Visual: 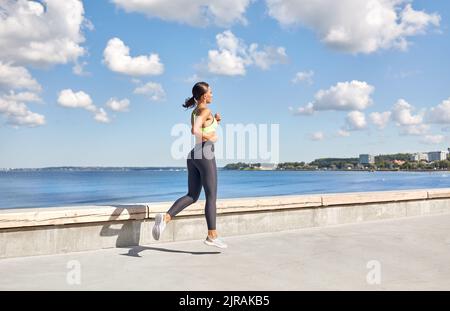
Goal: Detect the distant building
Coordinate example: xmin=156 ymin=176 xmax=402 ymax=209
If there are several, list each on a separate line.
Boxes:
xmin=359 ymin=154 xmax=375 ymax=165
xmin=410 ymin=152 xmax=429 ymax=162
xmin=393 ymin=160 xmax=406 ymax=166
xmin=427 ymin=151 xmax=448 ymax=162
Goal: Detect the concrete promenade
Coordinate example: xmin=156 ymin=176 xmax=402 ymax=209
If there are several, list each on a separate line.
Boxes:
xmin=1 ymin=213 xmax=449 ymax=290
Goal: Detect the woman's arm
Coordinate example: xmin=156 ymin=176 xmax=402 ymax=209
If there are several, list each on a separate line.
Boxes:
xmin=191 ymin=109 xmax=217 ymax=142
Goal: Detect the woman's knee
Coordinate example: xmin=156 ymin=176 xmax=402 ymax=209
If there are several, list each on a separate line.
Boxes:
xmin=204 ymin=185 xmax=217 ymax=201
xmin=188 ymin=191 xmax=201 ymax=203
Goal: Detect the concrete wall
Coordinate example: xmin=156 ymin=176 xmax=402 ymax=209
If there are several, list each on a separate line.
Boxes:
xmin=1 ymin=188 xmax=450 ymax=258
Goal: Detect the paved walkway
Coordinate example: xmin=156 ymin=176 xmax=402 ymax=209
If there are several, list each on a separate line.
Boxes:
xmin=1 ymin=213 xmax=450 ymax=290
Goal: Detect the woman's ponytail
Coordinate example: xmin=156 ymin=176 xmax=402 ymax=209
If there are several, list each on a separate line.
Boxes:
xmin=183 ymin=96 xmax=196 ymax=109
xmin=182 ymin=81 xmax=209 ymax=109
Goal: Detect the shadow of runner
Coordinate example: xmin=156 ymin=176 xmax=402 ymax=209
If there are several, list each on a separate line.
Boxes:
xmin=119 ymin=245 xmax=221 ymax=257
xmin=99 ymin=205 xmax=219 ymax=256
xmin=99 ymin=205 xmax=144 ymax=247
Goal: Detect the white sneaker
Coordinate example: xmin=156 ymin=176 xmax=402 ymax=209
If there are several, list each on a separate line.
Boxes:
xmin=204 ymin=236 xmax=228 ymax=249
xmin=152 ymin=213 xmax=166 ymax=240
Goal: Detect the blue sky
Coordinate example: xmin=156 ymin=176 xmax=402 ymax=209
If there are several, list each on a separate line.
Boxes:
xmin=0 ymin=0 xmax=449 ymax=168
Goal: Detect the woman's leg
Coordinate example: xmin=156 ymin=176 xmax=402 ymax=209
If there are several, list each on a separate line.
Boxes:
xmin=196 ymin=154 xmax=218 ymax=237
xmin=166 ymin=158 xmax=202 ymax=221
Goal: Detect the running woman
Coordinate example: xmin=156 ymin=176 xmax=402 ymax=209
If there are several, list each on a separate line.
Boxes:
xmin=152 ymin=82 xmax=227 ymax=248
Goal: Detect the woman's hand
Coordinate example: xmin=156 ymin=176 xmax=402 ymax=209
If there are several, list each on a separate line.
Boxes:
xmin=201 ymin=131 xmax=218 ymax=143
xmin=214 ymin=113 xmax=221 ymax=123
xmin=208 ymin=132 xmax=218 ymax=143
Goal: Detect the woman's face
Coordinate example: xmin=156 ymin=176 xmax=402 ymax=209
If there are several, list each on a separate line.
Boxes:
xmin=202 ymin=87 xmax=213 ymax=104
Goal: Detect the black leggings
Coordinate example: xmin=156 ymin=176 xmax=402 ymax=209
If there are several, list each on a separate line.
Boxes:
xmin=167 ymin=141 xmax=217 ymax=230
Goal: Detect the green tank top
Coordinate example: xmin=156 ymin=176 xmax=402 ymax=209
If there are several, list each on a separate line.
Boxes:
xmin=191 ymin=109 xmax=218 ymax=134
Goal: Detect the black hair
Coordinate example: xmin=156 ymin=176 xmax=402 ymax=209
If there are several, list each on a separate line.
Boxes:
xmin=183 ymin=81 xmax=209 ymax=109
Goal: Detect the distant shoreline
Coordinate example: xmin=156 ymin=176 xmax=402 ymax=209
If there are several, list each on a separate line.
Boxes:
xmin=1 ymin=167 xmax=450 ymax=173
xmin=226 ymin=168 xmax=450 ymax=172
xmin=0 ymin=167 xmax=187 ymax=172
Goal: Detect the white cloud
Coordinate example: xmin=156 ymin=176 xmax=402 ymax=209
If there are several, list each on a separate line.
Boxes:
xmin=266 ymin=0 xmax=440 ymax=54
xmin=401 ymin=3 xmax=440 ymax=35
xmin=337 ymin=129 xmax=350 ymax=137
xmin=0 ymin=95 xmax=45 ymax=127
xmin=3 ymin=91 xmax=41 ymax=103
xmin=370 ymin=111 xmax=391 ymax=129
xmin=387 ymin=68 xmax=421 ymax=80
xmin=288 ymin=103 xmax=314 ymax=116
xmin=131 ymin=78 xmax=142 ymax=85
xmin=0 ymin=62 xmax=41 ymax=91
xmin=207 ymin=30 xmax=287 ymax=76
xmin=345 ymin=111 xmax=367 ymax=131
xmin=389 ymin=99 xmax=428 ymax=136
xmin=72 ymin=61 xmax=89 ymax=76
xmin=134 ymin=82 xmax=166 ymax=101
xmin=103 ymin=38 xmax=164 ymax=76
xmin=185 ymin=73 xmax=204 ymax=83
xmin=0 ymin=0 xmax=89 ymax=66
xmin=57 ymin=89 xmax=113 ymax=123
xmin=292 ymin=80 xmax=374 ymax=114
xmin=248 ymin=44 xmax=288 ymax=70
xmin=57 ymin=89 xmax=96 ymax=111
xmin=426 ymin=98 xmax=450 ymax=124
xmin=94 ymin=108 xmax=110 ymax=123
xmin=420 ymin=135 xmax=445 ymax=145
xmin=292 ymin=70 xmax=314 ymax=85
xmin=0 ymin=62 xmax=43 ymax=128
xmin=208 ymin=49 xmax=247 ymax=76
xmin=310 ymin=131 xmax=325 ymax=141
xmin=106 ymin=98 xmax=130 ymax=112
xmin=399 ymin=124 xmax=429 ymax=136
xmin=391 ymin=99 xmax=423 ymax=126
xmin=112 ymin=0 xmax=253 ymax=27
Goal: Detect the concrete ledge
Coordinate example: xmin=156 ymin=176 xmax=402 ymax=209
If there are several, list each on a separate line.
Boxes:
xmin=0 ymin=204 xmax=147 ymax=229
xmin=1 ymin=188 xmax=450 ymax=258
xmin=147 ymin=194 xmax=323 ymax=217
xmin=321 ymin=189 xmax=428 ymax=206
xmin=427 ymin=188 xmax=450 ymax=199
